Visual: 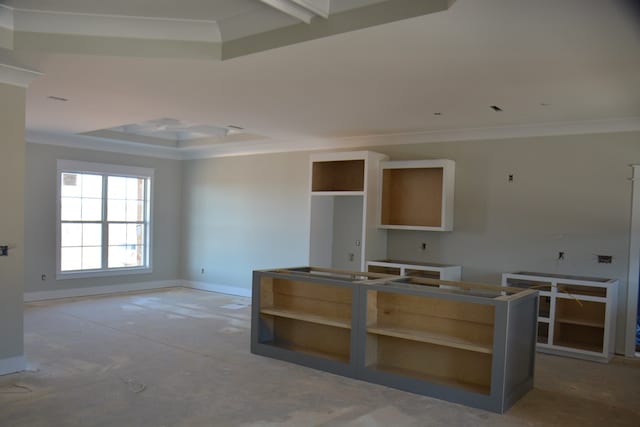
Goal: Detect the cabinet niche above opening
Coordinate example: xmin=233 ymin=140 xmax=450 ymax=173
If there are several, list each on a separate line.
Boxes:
xmin=312 ymin=159 xmax=365 ymax=192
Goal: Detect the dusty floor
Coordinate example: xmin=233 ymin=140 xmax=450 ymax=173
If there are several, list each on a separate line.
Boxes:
xmin=0 ymin=288 xmax=638 ymax=427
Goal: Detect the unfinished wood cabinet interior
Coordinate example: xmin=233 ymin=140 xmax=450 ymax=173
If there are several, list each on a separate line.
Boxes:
xmin=502 ymin=271 xmax=618 ymax=362
xmin=257 ymin=274 xmax=354 ymax=363
xmin=365 ymin=288 xmax=494 ymax=395
xmin=309 ymin=151 xmax=388 ymax=271
xmin=379 ymin=159 xmax=455 ymax=231
xmin=252 ymin=267 xmax=538 ymax=413
xmin=366 ymin=259 xmax=461 ymax=280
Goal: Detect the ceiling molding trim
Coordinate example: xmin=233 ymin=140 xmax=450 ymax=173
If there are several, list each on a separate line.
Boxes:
xmin=182 ymin=116 xmax=640 ymax=160
xmin=25 ymin=130 xmax=182 ymax=160
xmin=0 ymin=62 xmax=42 ymax=87
xmin=330 ymin=117 xmax=640 ymax=148
xmin=24 ymin=117 xmax=640 ymax=161
xmin=12 ymin=8 xmax=221 ymax=42
xmin=0 ymin=5 xmax=14 ymax=30
xmin=14 ymin=31 xmax=221 ymax=60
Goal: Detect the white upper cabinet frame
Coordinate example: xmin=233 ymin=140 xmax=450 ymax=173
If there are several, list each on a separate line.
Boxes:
xmin=378 ymin=159 xmax=455 ymax=231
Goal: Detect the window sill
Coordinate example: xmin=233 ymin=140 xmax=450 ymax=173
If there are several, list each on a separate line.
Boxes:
xmin=56 ymin=267 xmax=152 ymax=280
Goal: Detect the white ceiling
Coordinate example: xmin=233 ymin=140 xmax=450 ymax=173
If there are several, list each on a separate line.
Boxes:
xmin=4 ymin=0 xmax=640 ymax=158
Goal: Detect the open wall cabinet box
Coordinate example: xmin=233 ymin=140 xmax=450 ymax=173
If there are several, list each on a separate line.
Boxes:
xmin=379 ymin=159 xmax=455 ymax=231
xmin=502 ymin=272 xmax=618 ymax=363
xmin=251 ymin=267 xmax=538 ymax=413
xmin=309 ymin=151 xmax=388 ymax=272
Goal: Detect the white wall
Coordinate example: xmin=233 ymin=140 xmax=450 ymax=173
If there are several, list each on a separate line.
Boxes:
xmin=24 ymin=143 xmax=183 ymax=293
xmin=180 ymin=151 xmax=310 ymax=290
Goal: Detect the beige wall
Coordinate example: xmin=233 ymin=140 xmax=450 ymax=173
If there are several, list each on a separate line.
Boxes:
xmin=0 ymin=83 xmax=26 ymax=363
xmin=180 ymin=151 xmax=311 ymax=289
xmin=24 ymin=143 xmax=183 ymax=293
xmin=180 ymin=131 xmax=639 ymax=353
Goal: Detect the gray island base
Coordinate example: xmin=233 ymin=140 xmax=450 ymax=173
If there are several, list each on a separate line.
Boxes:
xmin=251 ymin=267 xmax=538 ymax=413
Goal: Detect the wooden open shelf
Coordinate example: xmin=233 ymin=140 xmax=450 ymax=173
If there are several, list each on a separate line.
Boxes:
xmin=312 ymin=159 xmax=365 ymax=192
xmin=553 ymin=322 xmax=604 ymax=353
xmin=365 ymin=289 xmax=495 ymax=394
xmin=367 ymin=334 xmax=492 ymax=395
xmin=381 ymin=167 xmax=443 ymax=228
xmin=261 ymin=307 xmax=351 ymax=329
xmin=262 ymin=316 xmax=351 ymax=363
xmin=258 ymin=276 xmax=352 ymax=362
xmin=367 ymin=325 xmax=493 ymax=354
xmin=378 ymin=159 xmax=455 ymax=231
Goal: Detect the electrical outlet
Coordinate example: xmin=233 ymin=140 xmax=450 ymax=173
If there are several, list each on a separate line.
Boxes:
xmin=421 ymin=243 xmax=427 ymax=251
xmin=558 ymin=251 xmax=565 ymax=261
xmin=200 ymin=268 xmax=205 ymax=274
xmin=41 ymin=274 xmax=47 ymax=281
xmin=348 ymin=253 xmax=355 ymax=262
xmin=508 ymin=174 xmax=514 ymax=183
xmin=0 ymin=245 xmax=7 ymax=256
xmin=597 ymin=255 xmax=612 ymax=264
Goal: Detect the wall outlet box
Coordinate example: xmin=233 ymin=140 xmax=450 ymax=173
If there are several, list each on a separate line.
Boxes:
xmin=0 ymin=245 xmax=8 ymax=256
xmin=597 ymin=255 xmax=612 ymax=264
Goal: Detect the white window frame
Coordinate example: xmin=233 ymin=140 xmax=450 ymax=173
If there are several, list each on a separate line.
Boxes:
xmin=56 ymin=160 xmax=154 ymax=279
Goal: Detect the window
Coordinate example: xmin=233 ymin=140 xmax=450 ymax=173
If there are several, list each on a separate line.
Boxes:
xmin=57 ymin=160 xmax=153 ymax=278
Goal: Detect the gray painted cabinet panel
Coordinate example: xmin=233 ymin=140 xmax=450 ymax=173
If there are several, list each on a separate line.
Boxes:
xmin=251 ymin=268 xmax=538 ymax=413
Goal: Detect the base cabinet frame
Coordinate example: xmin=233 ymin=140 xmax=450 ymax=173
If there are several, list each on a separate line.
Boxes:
xmin=252 ymin=267 xmax=538 ymax=413
xmin=502 ymin=271 xmax=618 ymax=363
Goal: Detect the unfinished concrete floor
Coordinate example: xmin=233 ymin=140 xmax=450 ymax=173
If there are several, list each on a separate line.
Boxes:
xmin=1 ymin=288 xmax=638 ymax=427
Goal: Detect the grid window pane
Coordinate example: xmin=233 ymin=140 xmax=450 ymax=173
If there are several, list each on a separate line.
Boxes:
xmin=82 ymin=247 xmax=102 ymax=269
xmin=61 ymin=173 xmax=81 ymax=197
xmin=61 ymin=223 xmax=82 ymax=247
xmin=81 ymin=198 xmax=102 ymax=221
xmin=83 ymin=224 xmax=102 ymax=246
xmin=108 ymin=176 xmax=127 ymax=200
xmin=61 ymin=197 xmax=82 ymax=221
xmin=81 ymin=174 xmax=103 ymax=198
xmin=108 ymin=199 xmax=126 ymax=221
xmin=128 ymin=223 xmax=144 ymax=245
xmin=61 ymin=247 xmax=82 ymax=271
xmin=108 ymin=224 xmax=127 ymax=246
xmin=108 ymin=245 xmax=144 ymax=268
xmin=126 ymin=200 xmax=145 ymax=222
xmin=127 ymin=178 xmax=145 ymax=200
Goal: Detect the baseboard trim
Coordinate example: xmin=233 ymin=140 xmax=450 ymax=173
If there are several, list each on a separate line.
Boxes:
xmin=0 ymin=355 xmax=26 ymax=376
xmin=185 ymin=281 xmax=252 ymax=298
xmin=24 ymin=280 xmax=180 ymax=302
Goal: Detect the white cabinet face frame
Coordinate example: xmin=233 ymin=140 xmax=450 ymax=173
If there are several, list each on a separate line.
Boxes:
xmin=377 ymin=159 xmax=455 ymax=231
xmin=502 ymin=272 xmax=618 ymax=363
xmin=308 ymin=151 xmax=388 ymax=271
xmin=366 ymin=260 xmax=462 ymax=281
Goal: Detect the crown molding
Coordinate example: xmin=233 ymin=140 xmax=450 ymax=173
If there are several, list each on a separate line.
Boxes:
xmin=328 ymin=116 xmax=640 ymax=149
xmin=11 ymin=8 xmax=221 ymax=42
xmin=0 ymin=62 xmax=42 ymax=87
xmin=25 ymin=130 xmax=182 ymax=160
xmin=24 ymin=116 xmax=640 ymax=161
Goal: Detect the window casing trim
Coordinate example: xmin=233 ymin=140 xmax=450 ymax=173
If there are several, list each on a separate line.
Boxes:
xmin=56 ymin=160 xmax=154 ymax=280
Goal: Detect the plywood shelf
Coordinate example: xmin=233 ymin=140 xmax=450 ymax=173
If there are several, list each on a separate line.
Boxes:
xmin=261 ymin=307 xmax=351 ymax=329
xmin=555 ymin=317 xmax=604 ymax=328
xmin=266 ymin=341 xmax=350 ymax=363
xmin=367 ymin=325 xmax=493 ymax=354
